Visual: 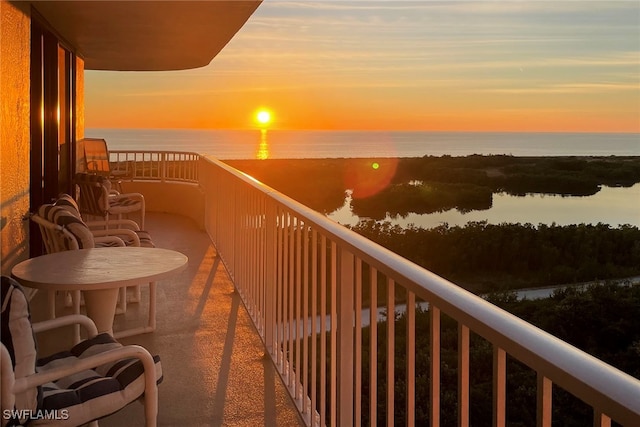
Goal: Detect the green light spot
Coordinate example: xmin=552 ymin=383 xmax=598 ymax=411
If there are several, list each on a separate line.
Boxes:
xmin=372 ymin=162 xmax=380 ymax=170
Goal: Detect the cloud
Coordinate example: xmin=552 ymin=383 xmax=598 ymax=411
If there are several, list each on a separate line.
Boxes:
xmin=478 ymin=82 xmax=640 ymax=95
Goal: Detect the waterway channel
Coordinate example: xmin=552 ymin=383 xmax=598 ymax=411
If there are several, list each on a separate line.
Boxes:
xmin=328 ymin=183 xmax=640 ymax=229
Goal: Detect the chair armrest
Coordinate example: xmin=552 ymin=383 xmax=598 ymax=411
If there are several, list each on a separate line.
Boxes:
xmin=86 ymin=219 xmax=141 ymax=231
xmin=13 ymin=345 xmax=158 ymax=407
xmin=32 ymin=314 xmax=99 ymax=338
xmin=92 ymin=229 xmax=140 ymax=246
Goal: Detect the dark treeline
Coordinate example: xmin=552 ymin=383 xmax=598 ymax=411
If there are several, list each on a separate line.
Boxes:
xmin=348 ymin=283 xmax=640 ymax=426
xmin=350 ymin=221 xmax=640 ymax=293
xmin=394 ymin=155 xmax=640 ymax=194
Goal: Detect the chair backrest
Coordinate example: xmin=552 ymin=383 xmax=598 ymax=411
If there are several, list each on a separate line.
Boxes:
xmin=54 ymin=193 xmax=82 ymax=218
xmin=31 ymin=212 xmax=79 ymax=253
xmin=1 ymin=276 xmax=41 ymax=424
xmin=34 ymin=204 xmax=96 ymax=252
xmin=82 ymin=138 xmax=112 ymax=176
xmin=74 ymin=173 xmax=113 ymax=219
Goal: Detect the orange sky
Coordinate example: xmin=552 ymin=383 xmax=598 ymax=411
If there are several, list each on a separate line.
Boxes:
xmin=86 ymin=1 xmax=640 ymax=133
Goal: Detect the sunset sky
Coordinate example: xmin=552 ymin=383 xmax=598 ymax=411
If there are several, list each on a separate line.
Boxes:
xmin=85 ymin=1 xmax=640 ymax=132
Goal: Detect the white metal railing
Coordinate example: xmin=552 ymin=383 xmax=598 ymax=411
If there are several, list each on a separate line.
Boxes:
xmin=196 ymin=156 xmax=640 ymax=427
xmin=110 ymin=150 xmax=199 ymax=183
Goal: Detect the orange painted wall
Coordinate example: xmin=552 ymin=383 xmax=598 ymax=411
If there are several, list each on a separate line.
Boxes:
xmin=1 ymin=0 xmax=31 ymax=274
xmin=0 ymin=1 xmax=87 ymax=273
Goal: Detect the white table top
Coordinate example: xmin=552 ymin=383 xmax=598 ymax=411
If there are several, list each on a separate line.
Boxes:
xmin=12 ymin=247 xmax=188 ymax=291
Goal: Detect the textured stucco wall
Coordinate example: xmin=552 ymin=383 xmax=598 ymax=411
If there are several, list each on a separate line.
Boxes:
xmin=1 ymin=1 xmax=31 ymax=274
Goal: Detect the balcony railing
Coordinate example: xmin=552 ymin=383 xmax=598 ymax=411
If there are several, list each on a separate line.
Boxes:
xmin=110 ymin=150 xmax=199 ymax=183
xmin=115 ymin=151 xmax=640 ymax=426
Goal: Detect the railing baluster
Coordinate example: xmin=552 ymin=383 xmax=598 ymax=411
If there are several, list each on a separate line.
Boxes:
xmin=264 ymin=201 xmax=276 ymax=356
xmin=493 ymin=346 xmax=507 ymax=427
xmin=370 ymin=266 xmax=378 ymax=427
xmin=283 ymin=212 xmax=290 ymax=385
xmin=295 ymin=218 xmax=302 ymax=405
xmin=288 ymin=214 xmax=295 ymax=389
xmin=407 ymin=291 xmax=416 ymax=427
xmin=337 ymin=246 xmax=354 ymax=426
xmin=258 ymin=195 xmax=265 ymax=333
xmin=320 ymin=235 xmax=327 ymax=427
xmin=276 ymin=210 xmax=284 ymax=369
xmin=537 ymin=373 xmax=552 ymax=427
xmin=330 ymin=241 xmax=337 ymax=427
xmin=458 ymin=324 xmax=470 ymax=427
xmin=160 ymin=152 xmax=166 ymax=182
xmin=431 ymin=305 xmax=441 ymax=427
xmin=311 ymin=229 xmax=318 ymax=426
xmin=594 ymin=411 xmax=612 ymax=427
xmin=355 ymin=259 xmax=363 ymax=427
xmin=302 ymin=224 xmax=310 ymax=420
xmin=387 ymin=278 xmax=395 ymax=427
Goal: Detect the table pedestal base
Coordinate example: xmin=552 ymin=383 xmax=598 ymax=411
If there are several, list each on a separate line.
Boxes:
xmin=84 ymin=288 xmax=120 ymax=336
xmin=114 ymin=282 xmax=157 ymax=339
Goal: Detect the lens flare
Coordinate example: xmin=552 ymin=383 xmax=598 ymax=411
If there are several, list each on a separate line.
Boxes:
xmin=344 ymin=158 xmax=398 ymax=199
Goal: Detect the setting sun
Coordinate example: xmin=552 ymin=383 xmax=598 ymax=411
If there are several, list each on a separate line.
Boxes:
xmin=256 ymin=109 xmax=272 ymax=126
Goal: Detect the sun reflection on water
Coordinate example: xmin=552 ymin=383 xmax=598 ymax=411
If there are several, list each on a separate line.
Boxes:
xmin=256 ymin=129 xmax=269 ymax=160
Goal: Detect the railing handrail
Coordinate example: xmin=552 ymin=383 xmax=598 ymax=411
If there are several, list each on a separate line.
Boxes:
xmin=204 ymin=156 xmax=640 ymax=424
xmin=111 ymin=149 xmax=200 ymax=156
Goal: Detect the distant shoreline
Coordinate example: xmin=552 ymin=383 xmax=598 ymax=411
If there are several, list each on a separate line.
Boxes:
xmin=222 ymin=154 xmax=640 ymax=161
xmin=93 ymin=128 xmax=640 ymax=158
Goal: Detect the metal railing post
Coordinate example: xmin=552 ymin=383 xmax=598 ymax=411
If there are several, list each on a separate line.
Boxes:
xmin=160 ymin=152 xmax=166 ymax=183
xmin=264 ymin=201 xmax=277 ymax=355
xmin=337 ymin=247 xmax=355 ymax=426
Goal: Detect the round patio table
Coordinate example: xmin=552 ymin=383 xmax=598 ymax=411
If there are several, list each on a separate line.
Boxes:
xmin=12 ymin=247 xmax=188 ymax=338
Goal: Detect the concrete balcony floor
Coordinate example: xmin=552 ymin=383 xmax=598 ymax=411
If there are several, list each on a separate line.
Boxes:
xmin=29 ymin=212 xmax=304 ymax=427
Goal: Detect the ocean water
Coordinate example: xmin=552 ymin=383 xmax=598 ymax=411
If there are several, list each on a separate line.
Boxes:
xmin=86 ymin=128 xmax=640 ymax=159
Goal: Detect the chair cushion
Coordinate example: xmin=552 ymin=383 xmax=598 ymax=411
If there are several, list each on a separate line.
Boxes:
xmin=39 ymin=205 xmax=95 ymax=250
xmin=54 ymin=194 xmax=82 ymax=218
xmin=133 ymin=230 xmax=155 ymax=248
xmin=107 ymin=195 xmax=144 ymax=215
xmin=35 ymin=333 xmax=162 ymax=426
xmin=1 ymin=277 xmax=41 ymax=425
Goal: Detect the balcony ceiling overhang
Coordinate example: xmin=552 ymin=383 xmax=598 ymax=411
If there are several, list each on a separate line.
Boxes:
xmin=28 ymin=1 xmax=262 ymax=71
